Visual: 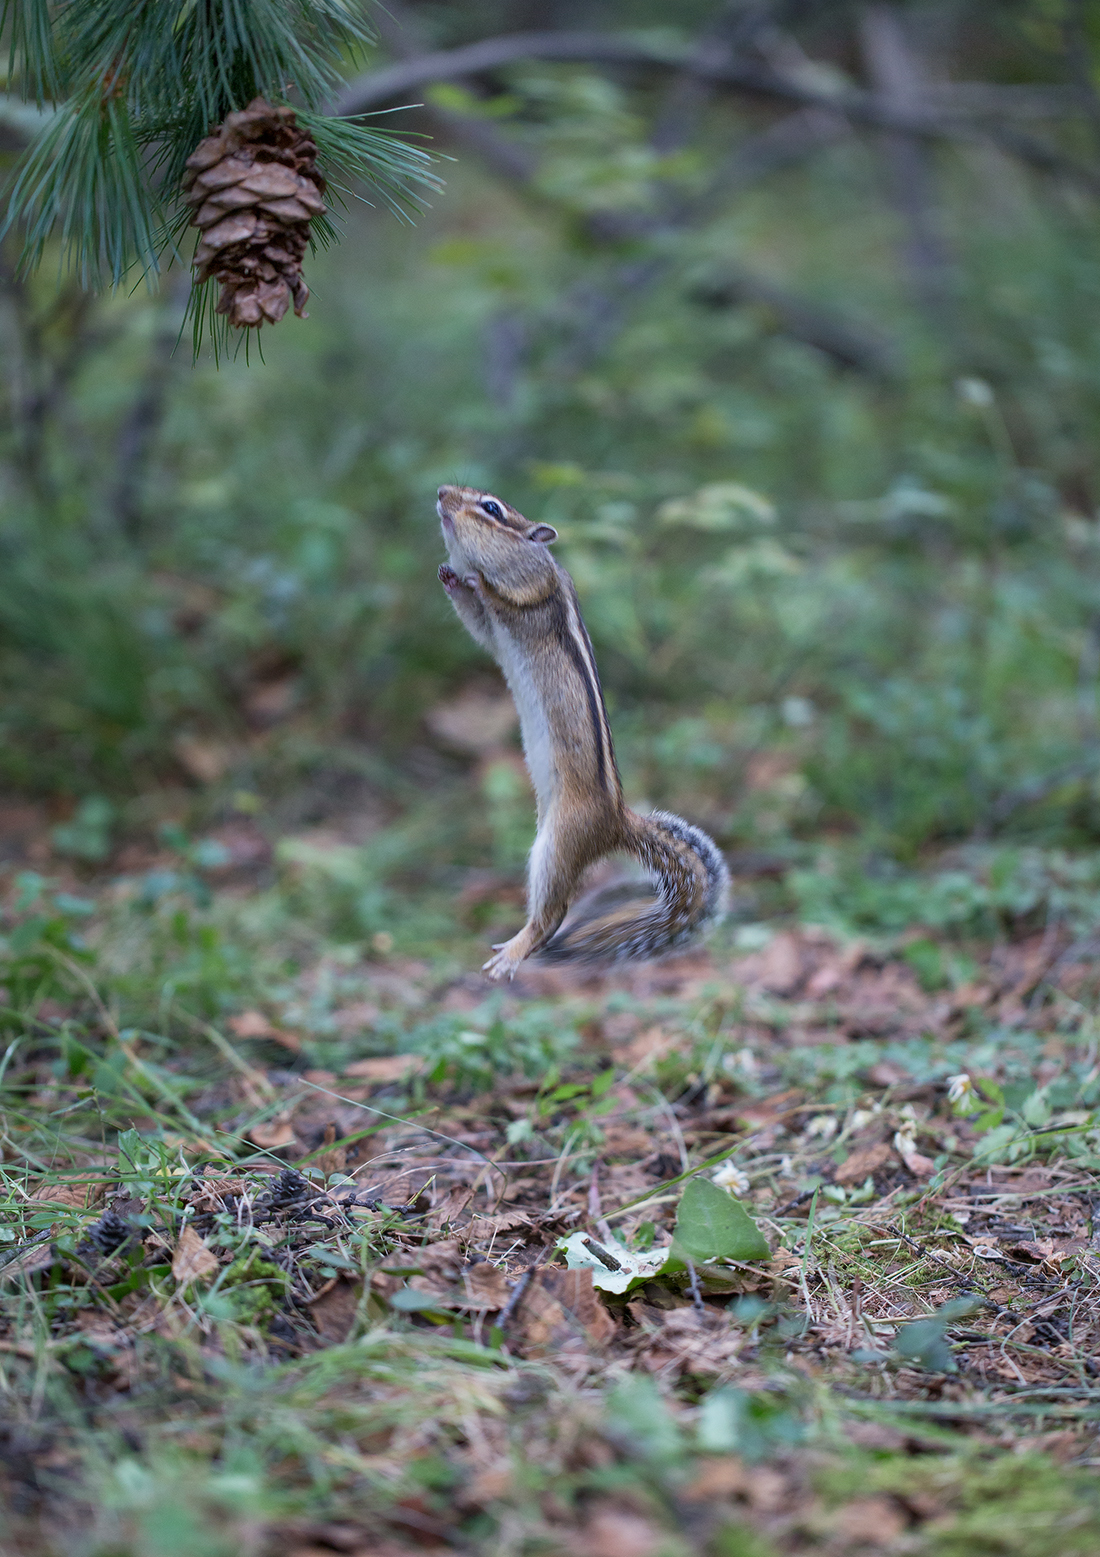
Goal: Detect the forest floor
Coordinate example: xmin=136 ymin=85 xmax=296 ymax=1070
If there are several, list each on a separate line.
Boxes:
xmin=2 ymin=805 xmax=1100 ymax=1556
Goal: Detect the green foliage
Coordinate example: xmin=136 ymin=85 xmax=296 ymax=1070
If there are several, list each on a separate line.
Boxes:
xmin=696 ymin=1385 xmax=805 ymax=1460
xmin=893 ymin=1297 xmax=984 ymax=1374
xmin=2 ymin=17 xmax=1100 ymax=853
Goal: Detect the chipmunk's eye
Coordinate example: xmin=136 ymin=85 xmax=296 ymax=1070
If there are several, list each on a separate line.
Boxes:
xmin=480 ymin=499 xmax=504 ymax=521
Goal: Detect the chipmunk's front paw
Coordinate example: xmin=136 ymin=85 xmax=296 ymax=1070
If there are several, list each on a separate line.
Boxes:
xmin=438 ymin=564 xmax=466 ymax=595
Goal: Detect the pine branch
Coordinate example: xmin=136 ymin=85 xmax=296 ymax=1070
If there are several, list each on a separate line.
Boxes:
xmin=0 ymin=0 xmax=440 ymax=310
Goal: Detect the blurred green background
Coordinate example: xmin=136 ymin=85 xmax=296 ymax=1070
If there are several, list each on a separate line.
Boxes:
xmin=4 ymin=0 xmax=1100 ymax=888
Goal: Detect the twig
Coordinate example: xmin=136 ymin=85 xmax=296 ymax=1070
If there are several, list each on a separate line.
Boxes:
xmin=333 ymin=29 xmax=1100 ymax=194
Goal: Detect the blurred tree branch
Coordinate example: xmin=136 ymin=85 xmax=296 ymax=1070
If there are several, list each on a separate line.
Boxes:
xmin=334 ymin=23 xmax=1100 ymax=195
xmin=860 ymin=6 xmax=957 ymax=335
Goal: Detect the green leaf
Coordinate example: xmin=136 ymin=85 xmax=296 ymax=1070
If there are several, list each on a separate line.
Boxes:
xmin=697 ymin=1386 xmax=804 ymax=1459
xmin=671 ymin=1176 xmax=770 ymax=1264
xmin=893 ymin=1296 xmax=981 ymax=1373
xmin=1021 ymin=1088 xmax=1052 ymax=1127
xmin=389 ymin=1287 xmax=456 ymax=1313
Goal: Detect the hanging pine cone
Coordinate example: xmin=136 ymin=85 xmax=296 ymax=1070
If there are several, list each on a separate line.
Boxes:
xmin=182 ymin=97 xmax=326 ymax=329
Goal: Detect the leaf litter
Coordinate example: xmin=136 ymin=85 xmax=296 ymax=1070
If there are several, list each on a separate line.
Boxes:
xmin=3 ymin=884 xmax=1100 ymax=1554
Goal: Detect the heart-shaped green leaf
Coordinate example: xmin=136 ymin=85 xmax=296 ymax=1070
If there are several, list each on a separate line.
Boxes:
xmin=671 ymin=1176 xmax=770 ymax=1263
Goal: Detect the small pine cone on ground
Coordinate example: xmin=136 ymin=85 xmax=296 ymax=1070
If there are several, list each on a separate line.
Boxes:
xmin=183 ymin=97 xmax=326 ymax=329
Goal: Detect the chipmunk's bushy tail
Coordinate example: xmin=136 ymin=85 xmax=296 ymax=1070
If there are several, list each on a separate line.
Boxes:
xmin=537 ymin=810 xmax=729 ymax=965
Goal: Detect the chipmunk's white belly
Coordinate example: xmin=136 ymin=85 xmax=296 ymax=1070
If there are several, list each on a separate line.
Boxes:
xmin=491 ymin=624 xmax=555 ymax=811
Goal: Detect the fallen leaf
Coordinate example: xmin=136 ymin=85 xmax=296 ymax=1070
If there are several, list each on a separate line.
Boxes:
xmin=1004 ymin=1239 xmax=1075 ymax=1265
xmin=460 ymin=1262 xmax=511 ymax=1309
xmin=172 ymin=1225 xmax=219 ymax=1284
xmin=615 ymin=1026 xmax=674 ymax=1069
xmin=0 ymin=1239 xmax=57 ymax=1285
xmin=733 ymin=1089 xmax=803 ymax=1129
xmin=27 ymin=1181 xmax=102 ymax=1208
xmin=309 ymin=1277 xmax=363 ymax=1343
xmin=755 ymin=932 xmax=803 ymax=994
xmin=343 ymin=1055 xmax=426 ymax=1083
xmin=247 ymin=1116 xmax=297 ymax=1149
xmin=683 ymin=1456 xmax=751 ymax=1500
xmin=309 ymin=1122 xmax=347 ymax=1179
xmin=513 ymin=1265 xmax=616 ymax=1356
xmin=831 ymin=1496 xmax=907 ymax=1543
xmin=844 ymin=1421 xmax=907 ymax=1451
xmin=580 ymin=1506 xmax=662 ymax=1557
xmin=461 ymin=1210 xmax=533 ymax=1241
xmin=458 ymin=1463 xmax=513 ymax=1508
xmin=227 ymin=1010 xmax=301 ymax=1052
xmin=174 ymin=735 xmax=234 ymax=784
xmin=559 ymin=1231 xmax=672 ymax=1294
xmin=894 ymin=1139 xmax=936 ymax=1177
xmin=187 ymin=1176 xmax=251 ymax=1213
xmin=834 ymin=1142 xmax=893 ymax=1185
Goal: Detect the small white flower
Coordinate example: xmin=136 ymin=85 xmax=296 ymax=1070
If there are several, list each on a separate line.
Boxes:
xmin=779 ymin=1155 xmax=793 ymax=1177
xmin=712 ymin=1160 xmax=751 ymax=1196
xmin=957 ymin=376 xmax=994 ymax=407
xmin=849 ymin=1108 xmax=878 ymax=1133
xmin=947 ymin=1073 xmax=973 ymax=1107
xmin=893 ymin=1121 xmax=917 ymax=1158
xmin=805 ymin=1115 xmax=838 ymax=1141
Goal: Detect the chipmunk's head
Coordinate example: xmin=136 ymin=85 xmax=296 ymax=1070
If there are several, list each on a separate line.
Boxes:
xmin=437 ymin=485 xmax=558 ymax=599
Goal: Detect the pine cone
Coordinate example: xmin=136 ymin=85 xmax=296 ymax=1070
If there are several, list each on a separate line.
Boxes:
xmin=183 ymin=97 xmax=326 ymax=329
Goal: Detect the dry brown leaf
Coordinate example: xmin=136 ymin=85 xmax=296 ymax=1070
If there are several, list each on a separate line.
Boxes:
xmin=247 ymin=1115 xmax=297 ymax=1150
xmin=309 ymin=1277 xmax=362 ymax=1344
xmin=834 ymin=1142 xmax=893 ymax=1185
xmin=309 ymin=1123 xmax=347 ymax=1179
xmin=458 ymin=1463 xmax=514 ymax=1509
xmin=579 ymin=1506 xmax=662 ymax=1557
xmin=734 ymin=1089 xmax=804 ymax=1128
xmin=462 ymin=1210 xmax=534 ymax=1241
xmin=513 ymin=1265 xmax=616 ymax=1357
xmin=228 ymin=1010 xmax=301 ymax=1052
xmin=172 ymin=1225 xmax=219 ymax=1284
xmin=342 ymin=1055 xmax=426 ymax=1083
xmin=755 ymin=932 xmax=803 ymax=994
xmin=174 ymin=735 xmax=234 ymax=784
xmin=830 ymin=1495 xmax=907 ymax=1544
xmin=427 ymin=1185 xmax=474 ymax=1230
xmin=615 ymin=1025 xmax=674 ymax=1069
xmin=461 ymin=1262 xmax=510 ymax=1310
xmin=0 ymin=1239 xmax=57 ymax=1284
xmin=27 ymin=1181 xmax=102 ymax=1208
xmin=683 ymin=1456 xmax=751 ymax=1500
xmin=894 ymin=1141 xmax=936 ymax=1178
xmin=187 ymin=1176 xmax=251 ymax=1213
xmin=601 ymin=1125 xmax=654 ymax=1157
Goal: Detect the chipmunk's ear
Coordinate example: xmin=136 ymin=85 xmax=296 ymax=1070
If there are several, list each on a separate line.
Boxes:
xmin=527 ymin=524 xmax=557 ymax=545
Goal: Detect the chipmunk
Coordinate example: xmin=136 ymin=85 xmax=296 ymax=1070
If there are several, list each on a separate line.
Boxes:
xmin=436 ymin=484 xmax=729 ymax=981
